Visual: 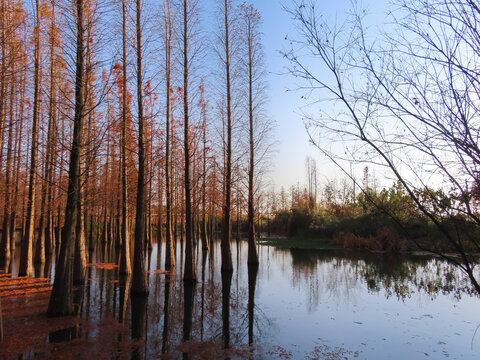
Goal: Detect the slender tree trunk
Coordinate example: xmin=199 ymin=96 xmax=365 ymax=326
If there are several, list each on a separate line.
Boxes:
xmin=119 ymin=0 xmax=131 ymax=275
xmin=164 ymin=1 xmax=175 ymax=268
xmin=131 ymin=0 xmax=148 ymax=295
xmin=200 ymin=94 xmax=209 ymax=251
xmin=19 ymin=0 xmax=41 ymax=277
xmin=1 ymin=63 xmax=14 ymax=261
xmin=47 ymin=0 xmax=85 ymax=316
xmin=182 ymin=0 xmax=196 ymax=282
xmin=221 ymin=0 xmax=233 ymax=272
xmin=45 ymin=14 xmax=57 ymax=255
xmin=0 ymin=0 xmax=7 ymax=169
xmin=247 ymin=17 xmax=258 ymax=264
xmin=34 ymin=161 xmax=47 ymax=265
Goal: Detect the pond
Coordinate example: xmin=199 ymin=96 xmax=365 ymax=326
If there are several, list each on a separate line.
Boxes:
xmin=4 ymin=238 xmax=480 ymax=359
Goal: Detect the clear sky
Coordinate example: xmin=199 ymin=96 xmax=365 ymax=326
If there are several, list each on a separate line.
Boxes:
xmin=243 ymin=0 xmax=349 ymax=190
xmin=244 ymin=0 xmax=385 ymax=191
xmin=199 ymin=0 xmax=386 ymax=191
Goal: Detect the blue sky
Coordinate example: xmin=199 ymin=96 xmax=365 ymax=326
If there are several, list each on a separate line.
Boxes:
xmin=241 ymin=0 xmax=386 ymax=191
xmin=245 ymin=1 xmax=356 ymax=190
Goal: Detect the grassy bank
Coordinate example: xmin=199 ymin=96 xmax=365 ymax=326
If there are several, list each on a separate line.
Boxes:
xmin=257 ymin=236 xmax=342 ymax=250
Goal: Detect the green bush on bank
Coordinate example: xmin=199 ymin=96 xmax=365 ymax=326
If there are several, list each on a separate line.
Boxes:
xmin=265 ymin=182 xmax=480 ymax=253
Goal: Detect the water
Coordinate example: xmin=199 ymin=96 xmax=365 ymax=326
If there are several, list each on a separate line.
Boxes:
xmin=6 ymin=238 xmax=480 ymax=359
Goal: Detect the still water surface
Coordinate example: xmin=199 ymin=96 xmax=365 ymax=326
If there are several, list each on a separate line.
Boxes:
xmin=10 ymin=238 xmax=480 ymax=359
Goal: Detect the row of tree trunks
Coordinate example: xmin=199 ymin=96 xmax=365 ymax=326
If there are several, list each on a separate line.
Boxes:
xmin=18 ymin=0 xmax=41 ymax=277
xmin=0 ymin=0 xmax=268 ymax=322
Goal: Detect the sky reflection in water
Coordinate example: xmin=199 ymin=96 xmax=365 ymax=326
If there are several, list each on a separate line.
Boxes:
xmin=9 ymin=238 xmax=480 ymax=359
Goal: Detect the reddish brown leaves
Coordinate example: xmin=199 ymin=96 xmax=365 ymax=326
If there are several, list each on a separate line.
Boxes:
xmin=86 ymin=263 xmax=118 ymax=270
xmin=0 ymin=275 xmax=51 ymax=297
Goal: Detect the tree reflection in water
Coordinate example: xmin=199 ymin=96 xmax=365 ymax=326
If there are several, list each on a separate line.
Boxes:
xmin=4 ymin=237 xmax=479 ymax=359
xmin=287 ymin=248 xmax=479 ymax=309
xmin=131 ymin=294 xmax=147 ymax=360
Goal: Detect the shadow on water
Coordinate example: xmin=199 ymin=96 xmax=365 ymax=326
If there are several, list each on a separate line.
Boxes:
xmin=247 ymin=264 xmax=258 ymax=348
xmin=49 ymin=325 xmax=80 ymax=343
xmin=182 ymin=280 xmax=195 ymax=360
xmin=131 ymin=294 xmax=147 ymax=360
xmin=221 ymin=271 xmax=233 ymax=351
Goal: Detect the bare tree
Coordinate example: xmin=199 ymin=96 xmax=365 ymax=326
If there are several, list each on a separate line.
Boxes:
xmin=220 ymin=0 xmax=234 ymax=273
xmin=284 ymin=0 xmax=480 ymax=293
xmin=162 ymin=0 xmax=175 ymax=270
xmin=242 ymin=3 xmax=263 ymax=265
xmin=119 ymin=0 xmax=131 ymax=276
xmin=181 ymin=0 xmax=197 ymax=282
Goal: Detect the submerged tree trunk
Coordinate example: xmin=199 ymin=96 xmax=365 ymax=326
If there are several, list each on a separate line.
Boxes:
xmin=131 ymin=0 xmax=148 ymax=295
xmin=247 ymin=13 xmax=258 ymax=265
xmin=47 ymin=0 xmax=85 ymax=317
xmin=163 ymin=0 xmax=175 ymax=269
xmin=119 ymin=0 xmax=131 ymax=275
xmin=182 ymin=0 xmax=196 ymax=282
xmin=200 ymin=85 xmax=209 ymax=251
xmin=221 ymin=0 xmax=233 ymax=272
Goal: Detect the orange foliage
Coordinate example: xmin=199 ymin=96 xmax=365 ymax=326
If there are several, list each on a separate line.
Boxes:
xmin=151 ymin=269 xmax=176 ymax=276
xmin=0 ymin=275 xmax=51 ymax=297
xmin=86 ymin=263 xmax=119 ymax=270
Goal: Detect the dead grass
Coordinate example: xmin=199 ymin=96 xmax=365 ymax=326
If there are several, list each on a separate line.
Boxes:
xmin=334 ymin=226 xmax=407 ymax=253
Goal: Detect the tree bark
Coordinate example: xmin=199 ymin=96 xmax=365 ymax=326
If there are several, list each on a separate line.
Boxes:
xmin=119 ymin=0 xmax=131 ymax=275
xmin=247 ymin=15 xmax=258 ymax=264
xmin=164 ymin=0 xmax=175 ymax=267
xmin=47 ymin=0 xmax=85 ymax=317
xmin=221 ymin=0 xmax=233 ymax=272
xmin=182 ymin=0 xmax=196 ymax=282
xmin=131 ymin=0 xmax=148 ymax=295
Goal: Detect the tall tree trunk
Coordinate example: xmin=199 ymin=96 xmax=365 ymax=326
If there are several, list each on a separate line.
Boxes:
xmin=131 ymin=0 xmax=148 ymax=295
xmin=45 ymin=11 xmax=57 ymax=255
xmin=1 ymin=62 xmax=14 ymax=261
xmin=0 ymin=0 xmax=7 ymax=170
xmin=34 ymin=161 xmax=47 ymax=265
xmin=19 ymin=0 xmax=41 ymax=277
xmin=47 ymin=0 xmax=85 ymax=316
xmin=221 ymin=0 xmax=233 ymax=272
xmin=119 ymin=0 xmax=131 ymax=275
xmin=182 ymin=0 xmax=196 ymax=282
xmin=247 ymin=16 xmax=258 ymax=264
xmin=200 ymin=89 xmax=209 ymax=251
xmin=164 ymin=0 xmax=175 ymax=268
